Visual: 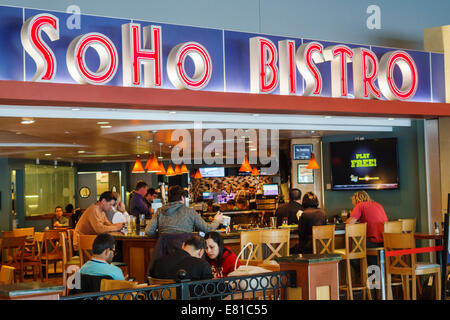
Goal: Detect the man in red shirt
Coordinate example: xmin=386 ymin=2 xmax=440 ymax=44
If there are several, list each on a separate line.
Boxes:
xmin=346 ymin=190 xmax=388 ymax=270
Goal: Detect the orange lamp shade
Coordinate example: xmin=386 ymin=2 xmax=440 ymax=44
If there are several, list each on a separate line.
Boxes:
xmin=157 ymin=161 xmax=166 ymax=175
xmin=166 ymin=163 xmax=175 ymax=176
xmin=194 ymin=169 xmax=203 ymax=179
xmin=147 ymin=156 xmax=161 ymax=173
xmin=251 ymin=166 xmax=260 ymax=176
xmin=132 ymin=157 xmax=145 ymax=173
xmin=174 ymin=164 xmax=182 ymax=175
xmin=306 ymin=152 xmax=320 ymax=169
xmin=239 ymin=156 xmax=252 ymax=172
xmin=180 ymin=163 xmax=189 ymax=174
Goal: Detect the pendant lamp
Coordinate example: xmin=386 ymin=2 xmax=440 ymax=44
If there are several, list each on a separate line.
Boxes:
xmin=180 ymin=163 xmax=189 ymax=174
xmin=132 ymin=157 xmax=145 ymax=173
xmin=144 ymin=154 xmax=153 ymax=171
xmin=166 ymin=163 xmax=175 ymax=176
xmin=251 ymin=166 xmax=260 ymax=176
xmin=194 ymin=169 xmax=203 ymax=178
xmin=147 ymin=154 xmax=161 ymax=173
xmin=306 ymin=152 xmax=320 ymax=169
xmin=157 ymin=161 xmax=166 ymax=175
xmin=174 ymin=164 xmax=182 ymax=175
xmin=239 ymin=155 xmax=253 ymax=172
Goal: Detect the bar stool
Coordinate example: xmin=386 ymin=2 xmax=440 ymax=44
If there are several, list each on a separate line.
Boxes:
xmin=239 ymin=230 xmax=262 ymax=261
xmin=334 ymin=223 xmax=372 ymax=300
xmin=312 ymin=225 xmax=335 ymax=254
xmin=398 ymin=218 xmax=416 ymax=233
xmin=261 ymin=229 xmax=290 ymax=262
xmin=384 ymin=232 xmax=441 ymax=300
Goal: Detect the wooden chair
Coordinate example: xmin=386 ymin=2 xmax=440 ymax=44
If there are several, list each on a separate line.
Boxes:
xmin=11 ymin=227 xmax=34 ymax=238
xmin=398 ymin=219 xmax=416 ymax=233
xmin=78 ymin=235 xmax=97 ymax=266
xmin=334 ymin=223 xmax=372 ymax=300
xmin=66 ymin=229 xmax=79 ymax=262
xmin=261 ymin=229 xmax=290 ymax=262
xmin=384 ymin=221 xmax=403 ymax=233
xmin=99 ymin=279 xmax=146 ymax=300
xmin=0 ymin=236 xmax=26 ymax=282
xmin=148 ymin=277 xmax=177 ymax=300
xmin=41 ymin=230 xmax=63 ymax=281
xmin=60 ymin=232 xmax=82 ymax=296
xmin=0 ymin=265 xmax=15 ymax=284
xmin=312 ymin=225 xmax=335 ymax=254
xmin=384 ymin=232 xmax=441 ymax=300
xmin=240 ymin=230 xmax=263 ymax=261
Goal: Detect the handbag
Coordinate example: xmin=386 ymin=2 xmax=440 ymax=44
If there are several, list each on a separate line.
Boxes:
xmin=227 ymin=242 xmax=272 ymax=291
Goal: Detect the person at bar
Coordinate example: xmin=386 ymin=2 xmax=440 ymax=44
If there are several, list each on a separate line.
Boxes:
xmin=53 ymin=206 xmax=69 ymax=228
xmin=145 ymin=188 xmax=159 ymax=215
xmin=79 ymin=233 xmax=125 ymax=280
xmin=297 ymin=192 xmax=327 ymax=254
xmin=145 ymin=185 xmax=224 ymax=237
xmin=275 ymin=188 xmax=302 ymax=227
xmin=149 ymin=234 xmax=213 ymax=281
xmin=235 ymin=182 xmax=251 ymax=203
xmin=108 ymin=192 xmax=129 ymax=224
xmin=130 ymin=180 xmax=151 ymax=219
xmin=73 ymin=191 xmax=124 ymax=251
xmin=205 ymin=231 xmax=241 ymax=278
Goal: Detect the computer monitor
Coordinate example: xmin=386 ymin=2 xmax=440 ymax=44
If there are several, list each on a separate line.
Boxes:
xmin=202 ymin=192 xmax=214 ymax=200
xmin=262 ymin=184 xmax=279 ymax=197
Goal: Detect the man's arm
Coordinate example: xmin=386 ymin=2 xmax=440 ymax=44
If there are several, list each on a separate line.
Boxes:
xmin=145 ymin=213 xmax=158 ymax=237
xmin=89 ymin=210 xmax=123 ymax=234
xmin=192 ymin=210 xmax=221 ymax=232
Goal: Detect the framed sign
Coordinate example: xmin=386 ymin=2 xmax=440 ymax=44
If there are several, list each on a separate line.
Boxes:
xmin=298 ymin=164 xmax=314 ymax=184
xmin=79 ymin=187 xmax=91 ymax=198
xmin=293 ymin=144 xmax=313 ymax=160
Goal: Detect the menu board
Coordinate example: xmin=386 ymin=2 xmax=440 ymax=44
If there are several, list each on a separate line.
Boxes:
xmin=293 ymin=144 xmax=312 ymax=160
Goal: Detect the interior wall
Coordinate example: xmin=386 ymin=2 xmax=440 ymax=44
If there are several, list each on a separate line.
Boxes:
xmin=439 ymin=117 xmax=450 ymax=217
xmin=322 ymin=120 xmax=428 ymax=232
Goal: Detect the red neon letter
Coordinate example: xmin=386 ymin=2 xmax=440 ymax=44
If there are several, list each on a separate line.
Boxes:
xmin=66 ymin=33 xmax=118 ymax=85
xmin=21 ymin=13 xmax=59 ymax=81
xmin=167 ymin=42 xmax=212 ymax=90
xmin=379 ymin=50 xmax=418 ymax=100
xmin=122 ymin=23 xmax=162 ymax=87
xmin=279 ymin=40 xmax=296 ymax=95
xmin=296 ymin=41 xmax=324 ymax=96
xmin=250 ymin=37 xmax=279 ymax=93
xmin=353 ymin=48 xmax=381 ymax=99
xmin=324 ymin=45 xmax=353 ymax=97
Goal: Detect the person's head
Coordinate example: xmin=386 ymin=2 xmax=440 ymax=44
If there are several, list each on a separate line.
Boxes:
xmin=204 ymin=232 xmax=225 ymax=265
xmin=65 ymin=204 xmax=74 ymax=214
xmin=98 ymin=191 xmax=117 ymax=213
xmin=182 ymin=235 xmax=206 ymax=259
xmin=55 ymin=206 xmax=63 ymax=218
xmin=243 ymin=182 xmax=250 ymax=190
xmin=168 ymin=185 xmax=187 ymax=203
xmin=92 ymin=233 xmax=116 ymax=263
xmin=145 ymin=188 xmax=158 ymax=201
xmin=206 ymin=199 xmax=214 ymax=210
xmin=135 ymin=180 xmax=149 ymax=196
xmin=302 ymin=192 xmax=319 ymax=209
xmin=289 ymin=188 xmax=302 ymax=203
xmin=236 ymin=198 xmax=247 ymax=210
xmin=352 ymin=191 xmax=371 ymax=206
xmin=226 ymin=199 xmax=236 ymax=210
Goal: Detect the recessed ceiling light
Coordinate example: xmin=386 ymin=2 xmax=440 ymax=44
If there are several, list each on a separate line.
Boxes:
xmin=64 ymin=131 xmax=70 ymax=134
xmin=157 ymin=156 xmax=163 ymax=159
xmin=97 ymin=121 xmax=110 ymax=125
xmin=16 ymin=132 xmax=22 ymax=135
xmin=21 ymin=119 xmax=34 ymax=125
xmin=169 ymin=111 xmax=176 ymax=114
xmin=325 ymin=116 xmax=332 ymax=119
xmin=71 ymin=108 xmax=81 ymax=111
xmin=148 ymin=139 xmax=153 ymax=143
xmin=44 ymin=153 xmax=51 ymax=156
xmin=77 ymin=150 xmax=86 ymax=154
xmin=388 ymin=118 xmax=395 ymax=121
xmin=144 ymin=151 xmax=149 ymax=154
xmin=152 ymin=130 xmax=158 ymax=133
xmin=253 ymin=114 xmax=260 ymax=117
xmin=100 ymin=125 xmax=112 ymax=128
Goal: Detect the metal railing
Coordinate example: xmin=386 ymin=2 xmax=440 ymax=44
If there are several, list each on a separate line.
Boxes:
xmin=61 ymin=271 xmax=296 ymax=301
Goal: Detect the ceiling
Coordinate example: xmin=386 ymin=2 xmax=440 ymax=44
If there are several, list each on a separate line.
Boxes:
xmin=0 ymin=105 xmax=411 ymax=163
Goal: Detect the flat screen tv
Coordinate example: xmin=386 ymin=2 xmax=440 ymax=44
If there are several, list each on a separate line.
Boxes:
xmin=330 ymin=138 xmax=399 ymax=190
xmin=263 ymin=184 xmax=279 ymax=196
xmin=202 ymin=192 xmax=214 ymax=200
xmin=199 ymin=167 xmax=225 ymax=177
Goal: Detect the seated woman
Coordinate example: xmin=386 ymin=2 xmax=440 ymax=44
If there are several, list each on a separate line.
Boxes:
xmin=297 ymin=192 xmax=327 ymax=254
xmin=109 ymin=192 xmax=130 ymax=224
xmin=205 ymin=232 xmax=241 ymax=278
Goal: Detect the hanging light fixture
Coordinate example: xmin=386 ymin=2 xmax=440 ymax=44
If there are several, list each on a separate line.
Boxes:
xmin=239 ymin=155 xmax=253 ymax=172
xmin=194 ymin=169 xmax=203 ymax=179
xmin=144 ymin=154 xmax=153 ymax=171
xmin=306 ymin=152 xmax=320 ymax=169
xmin=180 ymin=163 xmax=189 ymax=174
xmin=132 ymin=136 xmax=145 ymax=173
xmin=174 ymin=164 xmax=182 ymax=175
xmin=166 ymin=163 xmax=175 ymax=176
xmin=251 ymin=166 xmax=260 ymax=176
xmin=157 ymin=161 xmax=166 ymax=175
xmin=147 ymin=154 xmax=161 ymax=173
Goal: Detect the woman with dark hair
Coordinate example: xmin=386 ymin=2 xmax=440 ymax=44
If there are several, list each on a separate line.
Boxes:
xmin=205 ymin=232 xmax=241 ymax=278
xmin=297 ymin=192 xmax=327 ymax=254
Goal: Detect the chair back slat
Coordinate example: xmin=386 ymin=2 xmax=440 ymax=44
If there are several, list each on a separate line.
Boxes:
xmin=312 ymin=225 xmax=335 ymax=254
xmin=398 ymin=218 xmax=416 ymax=233
xmin=79 ymin=235 xmax=97 ymax=265
xmin=0 ymin=265 xmax=15 ymax=284
xmin=261 ymin=229 xmax=290 ymax=261
xmin=384 ymin=221 xmax=403 ymax=233
xmin=344 ymin=223 xmax=367 ymax=259
xmin=240 ymin=230 xmax=262 ymax=261
xmin=12 ymin=227 xmax=34 ymax=237
xmin=383 ymin=232 xmax=416 ymax=274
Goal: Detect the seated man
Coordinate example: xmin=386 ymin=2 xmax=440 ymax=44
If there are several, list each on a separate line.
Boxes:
xmin=79 ymin=233 xmax=125 ymax=281
xmin=149 ymin=235 xmax=213 ymax=281
xmin=53 ymin=206 xmax=69 ymax=228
